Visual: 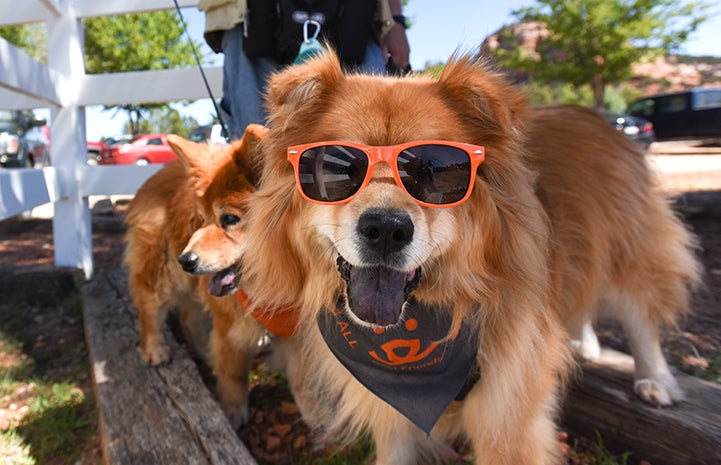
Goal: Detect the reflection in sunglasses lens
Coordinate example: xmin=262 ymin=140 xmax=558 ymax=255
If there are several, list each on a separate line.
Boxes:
xmin=397 ymin=145 xmax=471 ymax=204
xmin=298 ymin=146 xmax=368 ymax=202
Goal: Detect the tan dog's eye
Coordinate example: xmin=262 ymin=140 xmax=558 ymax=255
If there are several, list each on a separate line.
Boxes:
xmin=220 ymin=213 xmax=241 ymax=228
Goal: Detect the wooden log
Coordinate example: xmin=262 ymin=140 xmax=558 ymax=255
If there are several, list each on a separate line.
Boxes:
xmin=562 ymin=348 xmax=721 ymax=465
xmin=82 ymin=268 xmax=257 ymax=465
xmin=81 ymin=268 xmax=721 ymax=465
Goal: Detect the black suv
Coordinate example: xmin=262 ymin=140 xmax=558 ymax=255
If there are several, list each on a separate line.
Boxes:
xmin=627 ymin=88 xmax=721 ymax=142
xmin=0 ymin=110 xmax=47 ymax=168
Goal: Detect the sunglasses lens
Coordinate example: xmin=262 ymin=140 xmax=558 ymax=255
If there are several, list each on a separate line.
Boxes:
xmin=396 ymin=144 xmax=472 ymax=204
xmin=297 ymin=145 xmax=368 ymax=202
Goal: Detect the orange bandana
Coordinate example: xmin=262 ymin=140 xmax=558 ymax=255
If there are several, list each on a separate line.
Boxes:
xmin=236 ymin=290 xmax=299 ymax=338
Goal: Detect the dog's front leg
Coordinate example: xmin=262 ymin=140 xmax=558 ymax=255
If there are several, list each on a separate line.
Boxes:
xmin=461 ymin=370 xmax=562 ymax=465
xmin=371 ymin=412 xmax=425 ymax=465
xmin=209 ymin=309 xmax=265 ymax=429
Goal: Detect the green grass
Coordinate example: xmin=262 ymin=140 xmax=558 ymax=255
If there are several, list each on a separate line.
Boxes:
xmin=0 ymin=295 xmax=97 ymax=465
xmin=566 ymin=432 xmax=632 ymax=465
xmin=0 ymin=331 xmax=34 ymax=395
xmin=0 ymin=429 xmax=36 ymax=465
xmin=699 ymin=350 xmax=721 ymax=384
xmin=12 ymin=383 xmax=93 ymax=464
xmin=292 ymin=436 xmax=375 ymax=465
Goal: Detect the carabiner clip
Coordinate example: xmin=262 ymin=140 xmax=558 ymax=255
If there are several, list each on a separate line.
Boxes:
xmin=303 ymin=19 xmax=321 ymax=43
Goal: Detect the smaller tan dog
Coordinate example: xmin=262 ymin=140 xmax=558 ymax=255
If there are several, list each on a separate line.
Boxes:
xmin=124 ymin=125 xmax=267 ymax=427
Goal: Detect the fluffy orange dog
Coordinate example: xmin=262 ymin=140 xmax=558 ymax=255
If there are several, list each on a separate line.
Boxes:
xmin=241 ymin=51 xmax=700 ymax=464
xmin=124 ymin=126 xmax=266 ymax=427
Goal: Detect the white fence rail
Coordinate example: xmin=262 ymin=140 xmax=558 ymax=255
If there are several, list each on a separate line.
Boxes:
xmin=0 ymin=0 xmax=222 ymax=277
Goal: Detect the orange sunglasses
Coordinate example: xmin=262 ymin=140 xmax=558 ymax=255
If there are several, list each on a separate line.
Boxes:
xmin=287 ymin=140 xmax=485 ymax=208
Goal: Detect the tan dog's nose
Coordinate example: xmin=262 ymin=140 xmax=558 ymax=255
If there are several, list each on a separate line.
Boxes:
xmin=357 ymin=209 xmax=414 ymax=258
xmin=178 ymin=252 xmax=200 ymax=273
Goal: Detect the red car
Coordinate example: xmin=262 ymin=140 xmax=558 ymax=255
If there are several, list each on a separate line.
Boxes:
xmin=86 ymin=140 xmax=110 ymax=165
xmin=87 ymin=134 xmax=133 ymax=166
xmin=99 ymin=134 xmax=177 ymax=165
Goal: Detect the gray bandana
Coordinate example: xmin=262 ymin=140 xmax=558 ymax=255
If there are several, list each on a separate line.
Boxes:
xmin=317 ymin=296 xmax=481 ymax=435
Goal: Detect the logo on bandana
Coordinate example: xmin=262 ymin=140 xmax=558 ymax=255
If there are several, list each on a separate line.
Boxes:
xmin=367 ymin=319 xmax=440 ymax=367
xmin=317 ymin=297 xmax=481 ymax=435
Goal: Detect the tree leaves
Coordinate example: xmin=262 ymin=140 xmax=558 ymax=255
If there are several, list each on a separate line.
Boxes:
xmin=82 ymin=10 xmax=206 ymax=134
xmin=490 ymin=0 xmax=713 ymax=109
xmin=83 ymin=10 xmax=202 ymax=74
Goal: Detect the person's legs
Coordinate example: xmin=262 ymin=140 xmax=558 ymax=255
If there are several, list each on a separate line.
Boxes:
xmin=221 ymin=25 xmax=278 ymax=139
xmin=223 ymin=30 xmax=384 ymax=139
xmin=358 ymin=42 xmax=386 ymax=74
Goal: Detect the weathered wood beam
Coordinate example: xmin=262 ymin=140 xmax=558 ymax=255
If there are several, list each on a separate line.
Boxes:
xmin=82 ymin=269 xmax=258 ymax=465
xmin=562 ymin=348 xmax=721 ymax=465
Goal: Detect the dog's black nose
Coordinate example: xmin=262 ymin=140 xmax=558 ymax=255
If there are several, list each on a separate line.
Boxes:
xmin=178 ymin=252 xmax=199 ymax=273
xmin=357 ymin=209 xmax=414 ymax=256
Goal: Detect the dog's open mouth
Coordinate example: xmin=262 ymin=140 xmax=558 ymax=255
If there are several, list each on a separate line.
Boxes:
xmin=336 ymin=256 xmax=421 ymax=327
xmin=208 ymin=265 xmax=241 ymax=297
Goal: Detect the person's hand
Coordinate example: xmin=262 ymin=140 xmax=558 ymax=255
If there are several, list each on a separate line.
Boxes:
xmin=381 ymin=23 xmax=410 ymax=69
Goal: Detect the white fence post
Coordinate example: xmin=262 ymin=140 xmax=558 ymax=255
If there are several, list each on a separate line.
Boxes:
xmin=47 ymin=0 xmax=93 ymax=277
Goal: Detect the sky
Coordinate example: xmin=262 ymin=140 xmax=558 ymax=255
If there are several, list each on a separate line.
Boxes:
xmin=83 ymin=0 xmax=721 ymax=141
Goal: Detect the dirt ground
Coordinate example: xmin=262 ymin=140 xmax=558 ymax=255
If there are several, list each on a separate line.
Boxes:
xmin=0 ymin=157 xmax=720 ymax=464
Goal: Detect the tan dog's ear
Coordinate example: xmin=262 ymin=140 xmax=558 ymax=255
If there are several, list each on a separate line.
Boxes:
xmin=264 ymin=49 xmax=343 ymax=129
xmin=232 ymin=123 xmax=268 ymax=187
xmin=166 ymin=133 xmax=216 ymax=197
xmin=438 ymin=54 xmax=528 ymax=148
xmin=166 ymin=134 xmax=208 ymax=172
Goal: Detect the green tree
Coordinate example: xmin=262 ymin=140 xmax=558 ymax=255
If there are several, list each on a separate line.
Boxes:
xmin=0 ymin=23 xmax=46 ymax=62
xmin=491 ymin=0 xmax=712 ymax=109
xmin=84 ymin=10 xmax=205 ymax=134
xmin=420 ymin=61 xmax=445 ymax=78
xmin=131 ymin=106 xmax=199 ymax=138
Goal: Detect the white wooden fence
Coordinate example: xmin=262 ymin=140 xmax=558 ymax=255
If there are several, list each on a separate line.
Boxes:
xmin=0 ymin=0 xmax=222 ymax=277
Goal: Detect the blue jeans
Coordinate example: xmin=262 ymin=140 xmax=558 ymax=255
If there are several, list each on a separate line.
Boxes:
xmin=221 ymin=24 xmax=386 ymax=140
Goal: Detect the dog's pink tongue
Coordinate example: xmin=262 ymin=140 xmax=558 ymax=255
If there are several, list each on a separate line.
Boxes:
xmin=208 ymin=267 xmax=238 ymax=297
xmin=347 ymin=266 xmax=407 ymax=326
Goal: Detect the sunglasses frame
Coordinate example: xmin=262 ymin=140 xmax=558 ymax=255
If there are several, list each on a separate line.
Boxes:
xmin=287 ymin=140 xmax=485 ymax=208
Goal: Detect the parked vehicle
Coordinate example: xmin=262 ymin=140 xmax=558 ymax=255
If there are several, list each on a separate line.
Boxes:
xmin=98 ymin=134 xmax=177 ymax=165
xmin=0 ymin=110 xmax=47 ymax=168
xmin=627 ymin=88 xmax=721 ymax=142
xmin=103 ymin=134 xmax=134 ymax=147
xmin=87 ymin=140 xmax=109 ymax=165
xmin=189 ymin=124 xmax=228 ymax=145
xmin=25 ymin=125 xmax=51 ymax=167
xmin=601 ymin=111 xmax=655 ymax=149
xmin=87 ymin=135 xmax=133 ymax=165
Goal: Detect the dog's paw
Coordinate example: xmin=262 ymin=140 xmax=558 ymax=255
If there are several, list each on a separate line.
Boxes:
xmin=634 ymin=376 xmax=685 ymax=407
xmin=569 ymin=321 xmax=601 ymax=360
xmin=226 ymin=404 xmax=250 ymax=430
xmin=570 ymin=337 xmax=601 ymax=360
xmin=140 ymin=343 xmax=171 ymax=366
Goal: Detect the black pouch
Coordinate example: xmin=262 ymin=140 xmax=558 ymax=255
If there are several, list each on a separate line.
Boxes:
xmin=332 ymin=0 xmax=376 ymax=68
xmin=244 ymin=0 xmax=375 ymax=67
xmin=244 ymin=0 xmax=278 ymax=58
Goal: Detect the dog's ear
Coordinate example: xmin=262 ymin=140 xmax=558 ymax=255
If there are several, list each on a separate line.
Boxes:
xmin=167 ymin=134 xmax=206 ymax=171
xmin=437 ymin=54 xmax=528 ymax=148
xmin=264 ymin=49 xmax=343 ymax=130
xmin=232 ymin=123 xmax=268 ymax=187
xmin=166 ymin=134 xmax=215 ymax=197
